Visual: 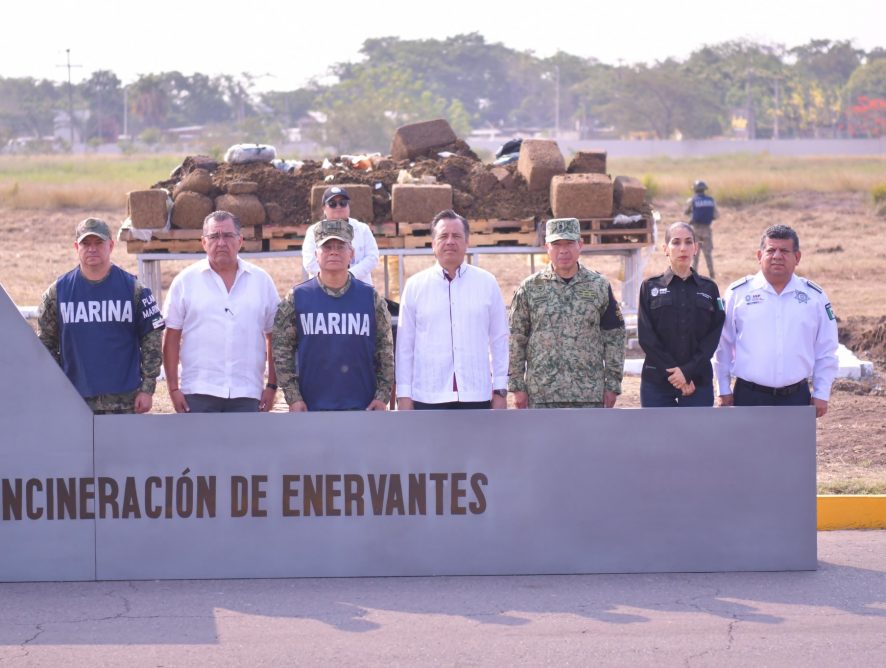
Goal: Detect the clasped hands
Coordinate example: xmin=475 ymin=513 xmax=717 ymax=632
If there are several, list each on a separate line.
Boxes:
xmin=666 ymin=367 xmax=696 ymax=396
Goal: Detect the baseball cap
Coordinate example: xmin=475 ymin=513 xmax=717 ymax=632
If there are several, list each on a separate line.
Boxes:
xmin=75 ymin=218 xmax=112 ymax=242
xmin=321 ymin=185 xmax=350 ymax=205
xmin=314 ymin=219 xmax=354 ymax=246
xmin=545 ymin=218 xmax=581 ymax=243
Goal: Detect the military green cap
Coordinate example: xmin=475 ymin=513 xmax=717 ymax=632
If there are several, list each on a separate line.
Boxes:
xmin=545 ymin=218 xmax=581 ymax=243
xmin=314 ymin=218 xmax=354 ymax=246
xmin=75 ymin=218 xmax=112 ymax=242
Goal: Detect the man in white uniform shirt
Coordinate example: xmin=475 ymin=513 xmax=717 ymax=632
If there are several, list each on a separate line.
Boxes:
xmin=163 ymin=211 xmax=280 ymax=413
xmin=396 ymin=209 xmax=509 ymax=410
xmin=301 ymin=186 xmax=379 ymax=286
xmin=714 ymin=224 xmax=838 ymax=418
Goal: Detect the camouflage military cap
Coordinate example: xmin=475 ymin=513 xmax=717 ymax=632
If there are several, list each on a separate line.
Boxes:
xmin=75 ymin=218 xmax=112 ymax=242
xmin=314 ymin=218 xmax=354 ymax=246
xmin=545 ymin=218 xmax=581 ymax=243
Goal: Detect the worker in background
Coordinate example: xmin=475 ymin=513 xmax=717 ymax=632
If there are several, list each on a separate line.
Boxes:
xmin=684 ymin=180 xmax=719 ymax=279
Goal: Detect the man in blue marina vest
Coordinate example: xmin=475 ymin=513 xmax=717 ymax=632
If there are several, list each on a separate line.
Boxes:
xmin=684 ymin=180 xmax=720 ymax=279
xmin=37 ymin=218 xmax=165 ymax=413
xmin=272 ymin=219 xmax=394 ymax=411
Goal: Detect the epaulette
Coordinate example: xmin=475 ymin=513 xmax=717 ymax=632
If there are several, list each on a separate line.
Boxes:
xmin=804 ymin=278 xmax=824 ymax=294
xmin=728 ymin=275 xmax=752 ymax=290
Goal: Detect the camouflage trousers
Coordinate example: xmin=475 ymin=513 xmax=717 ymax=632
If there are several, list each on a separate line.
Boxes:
xmin=529 ymin=401 xmax=603 ymax=409
xmin=86 ymin=390 xmax=139 ymax=414
xmin=691 ymin=223 xmax=715 ymax=278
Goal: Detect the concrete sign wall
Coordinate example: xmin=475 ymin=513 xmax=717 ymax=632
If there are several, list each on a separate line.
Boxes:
xmin=0 ymin=284 xmax=817 ymax=581
xmin=0 ymin=284 xmax=95 ymax=582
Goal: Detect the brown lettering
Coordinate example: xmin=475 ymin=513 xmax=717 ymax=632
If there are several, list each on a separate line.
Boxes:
xmin=450 ymin=473 xmax=467 ymax=515
xmin=176 ymin=476 xmax=194 ymax=518
xmin=384 ymin=474 xmax=405 ymax=516
xmin=122 ymin=477 xmax=141 ymax=518
xmin=282 ymin=475 xmax=300 ymax=517
xmin=164 ymin=476 xmax=174 ymax=519
xmin=196 ymin=476 xmax=216 ymax=518
xmin=25 ymin=479 xmax=42 ymax=520
xmin=408 ymin=474 xmax=426 ymax=515
xmin=469 ymin=473 xmax=488 ymax=514
xmin=2 ymin=479 xmax=22 ymax=520
xmin=250 ymin=475 xmax=267 ymax=518
xmin=230 ymin=476 xmax=248 ymax=517
xmin=344 ymin=474 xmax=364 ymax=516
xmin=368 ymin=474 xmax=387 ymax=515
xmin=429 ymin=473 xmax=448 ymax=515
xmin=98 ymin=477 xmax=119 ymax=519
xmin=145 ymin=477 xmax=162 ymax=519
xmin=78 ymin=478 xmax=95 ymax=520
xmin=57 ymin=478 xmax=77 ymax=520
xmin=303 ymin=475 xmax=323 ymax=516
xmin=325 ymin=474 xmax=342 ymax=517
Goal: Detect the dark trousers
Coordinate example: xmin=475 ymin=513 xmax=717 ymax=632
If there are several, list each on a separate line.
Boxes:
xmin=413 ymin=400 xmax=492 ymax=410
xmin=640 ymin=380 xmax=714 ymax=407
xmin=732 ymin=379 xmax=810 ymax=407
xmin=184 ymin=393 xmax=260 ymax=413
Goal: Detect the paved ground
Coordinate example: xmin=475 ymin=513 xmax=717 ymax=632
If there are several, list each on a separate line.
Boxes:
xmin=1 ymin=531 xmax=884 ymax=666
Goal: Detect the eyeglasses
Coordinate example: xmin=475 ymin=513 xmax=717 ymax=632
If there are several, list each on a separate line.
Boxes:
xmin=203 ymin=232 xmax=240 ymax=242
xmin=326 ymin=199 xmax=350 ymax=209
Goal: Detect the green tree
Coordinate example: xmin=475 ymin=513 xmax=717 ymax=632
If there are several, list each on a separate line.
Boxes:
xmin=80 ymin=70 xmax=122 ymax=142
xmin=846 ymin=59 xmax=886 ymax=102
xmin=0 ymin=77 xmax=62 ymax=140
xmin=130 ymin=74 xmax=170 ymax=130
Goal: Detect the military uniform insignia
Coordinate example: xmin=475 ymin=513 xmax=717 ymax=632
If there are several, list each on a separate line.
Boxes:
xmin=805 ymin=279 xmax=824 ymax=294
xmin=717 ymin=297 xmax=725 ymax=311
xmin=825 ymin=302 xmax=836 ymax=320
xmin=794 ymin=291 xmax=809 ymax=304
xmin=651 ymin=287 xmax=659 ymax=297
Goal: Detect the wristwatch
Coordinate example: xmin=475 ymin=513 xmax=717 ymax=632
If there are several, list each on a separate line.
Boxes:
xmin=493 ymin=389 xmax=507 ymax=398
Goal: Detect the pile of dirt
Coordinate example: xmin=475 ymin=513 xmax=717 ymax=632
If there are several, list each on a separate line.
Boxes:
xmin=154 ymin=148 xmax=555 ymax=225
xmin=839 ymin=315 xmax=886 ymax=364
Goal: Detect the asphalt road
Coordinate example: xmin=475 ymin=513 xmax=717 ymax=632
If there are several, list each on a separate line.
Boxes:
xmin=1 ymin=531 xmax=884 ymax=666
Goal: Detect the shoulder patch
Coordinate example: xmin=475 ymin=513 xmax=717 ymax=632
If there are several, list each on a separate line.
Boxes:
xmin=804 ymin=279 xmax=823 ymax=294
xmin=728 ymin=275 xmax=752 ymax=290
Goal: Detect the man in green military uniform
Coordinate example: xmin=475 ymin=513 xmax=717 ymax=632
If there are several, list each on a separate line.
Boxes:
xmin=508 ymin=218 xmax=625 ymax=408
xmin=272 ymin=219 xmax=394 ymax=411
xmin=37 ymin=217 xmax=165 ymax=414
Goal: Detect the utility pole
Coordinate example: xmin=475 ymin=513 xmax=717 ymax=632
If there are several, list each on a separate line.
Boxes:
xmin=56 ymin=49 xmax=82 ymax=148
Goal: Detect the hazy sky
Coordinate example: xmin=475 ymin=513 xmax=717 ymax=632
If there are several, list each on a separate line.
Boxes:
xmin=5 ymin=0 xmax=881 ymax=91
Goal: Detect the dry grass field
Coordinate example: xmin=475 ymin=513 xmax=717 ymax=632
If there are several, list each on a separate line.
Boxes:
xmin=1 ymin=154 xmax=884 ymax=493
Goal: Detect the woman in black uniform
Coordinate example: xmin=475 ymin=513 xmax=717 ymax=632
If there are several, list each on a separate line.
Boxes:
xmin=638 ymin=222 xmax=725 ymax=407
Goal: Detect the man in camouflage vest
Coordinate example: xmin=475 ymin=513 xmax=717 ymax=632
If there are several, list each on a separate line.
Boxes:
xmin=508 ymin=218 xmax=625 ymax=408
xmin=37 ymin=217 xmax=165 ymax=414
xmin=272 ymin=219 xmax=394 ymax=411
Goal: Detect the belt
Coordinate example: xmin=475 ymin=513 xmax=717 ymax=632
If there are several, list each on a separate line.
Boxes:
xmin=735 ymin=377 xmax=807 ymax=396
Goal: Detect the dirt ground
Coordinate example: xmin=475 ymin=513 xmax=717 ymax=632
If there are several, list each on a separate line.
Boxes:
xmin=1 ymin=191 xmax=884 ymax=492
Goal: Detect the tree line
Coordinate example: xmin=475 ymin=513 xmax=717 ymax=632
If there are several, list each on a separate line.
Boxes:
xmin=2 ymin=33 xmax=885 ymax=153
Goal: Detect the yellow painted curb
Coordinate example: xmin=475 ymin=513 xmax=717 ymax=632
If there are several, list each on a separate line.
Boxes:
xmin=818 ymin=495 xmax=886 ymax=530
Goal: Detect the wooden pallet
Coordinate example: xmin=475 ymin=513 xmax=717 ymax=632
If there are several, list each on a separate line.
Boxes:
xmin=397 ymin=222 xmax=432 ymax=236
xmin=126 ymin=238 xmax=263 ymax=253
xmin=119 ymin=225 xmax=261 ymax=242
xmin=403 ymin=230 xmax=539 ymax=249
xmin=399 ymin=218 xmax=537 ymax=237
xmin=262 ymin=224 xmax=311 ymax=239
xmin=471 ymin=218 xmax=536 ymax=234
